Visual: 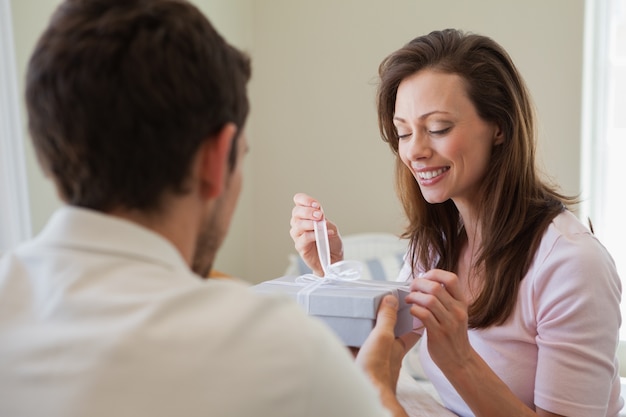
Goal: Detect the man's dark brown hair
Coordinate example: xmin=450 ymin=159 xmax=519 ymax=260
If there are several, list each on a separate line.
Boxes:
xmin=26 ymin=0 xmax=251 ymax=212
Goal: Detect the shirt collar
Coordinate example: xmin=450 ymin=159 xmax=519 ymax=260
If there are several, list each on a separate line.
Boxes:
xmin=35 ymin=205 xmax=192 ymax=275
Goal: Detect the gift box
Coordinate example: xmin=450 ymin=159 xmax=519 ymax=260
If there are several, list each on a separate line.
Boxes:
xmin=252 ymin=275 xmax=414 ymax=347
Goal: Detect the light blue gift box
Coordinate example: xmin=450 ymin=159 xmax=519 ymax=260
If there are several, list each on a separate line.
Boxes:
xmin=252 ymin=275 xmax=413 ymax=347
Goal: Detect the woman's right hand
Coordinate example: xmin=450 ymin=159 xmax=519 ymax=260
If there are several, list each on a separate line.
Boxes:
xmin=289 ymin=193 xmax=344 ymax=276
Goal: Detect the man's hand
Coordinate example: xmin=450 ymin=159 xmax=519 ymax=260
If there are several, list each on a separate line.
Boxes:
xmin=356 ymin=295 xmax=421 ymax=417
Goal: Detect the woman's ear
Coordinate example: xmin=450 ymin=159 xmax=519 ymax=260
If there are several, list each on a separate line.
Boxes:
xmin=197 ymin=123 xmax=237 ymax=200
xmin=494 ymin=124 xmax=504 ymax=145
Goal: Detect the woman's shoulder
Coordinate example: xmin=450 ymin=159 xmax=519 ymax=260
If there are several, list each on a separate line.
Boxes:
xmin=546 ymin=210 xmax=592 ymax=238
xmin=536 ymin=210 xmax=602 ymax=260
xmin=530 ymin=210 xmax=619 ymax=287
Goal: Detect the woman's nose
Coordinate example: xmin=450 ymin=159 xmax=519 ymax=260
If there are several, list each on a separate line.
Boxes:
xmin=402 ymin=133 xmax=431 ymax=160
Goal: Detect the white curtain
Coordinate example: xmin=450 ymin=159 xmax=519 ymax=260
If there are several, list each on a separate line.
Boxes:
xmin=582 ymin=0 xmax=626 ymax=338
xmin=0 ymin=0 xmax=32 ymax=252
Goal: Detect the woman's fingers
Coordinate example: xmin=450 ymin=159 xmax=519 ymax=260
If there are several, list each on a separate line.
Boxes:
xmin=405 ymin=288 xmax=448 ymax=328
xmin=289 ymin=193 xmax=333 ymax=276
xmin=293 ymin=192 xmax=316 ymax=205
xmin=289 ymin=193 xmax=325 ymax=244
xmin=410 ymin=269 xmax=463 ymax=301
xmin=293 ymin=192 xmax=321 ymax=210
xmin=405 ymin=269 xmax=468 ymax=329
xmin=289 ymin=193 xmax=345 ymax=275
xmin=290 ymin=204 xmax=323 ymax=226
xmin=404 ymin=269 xmax=472 ymax=371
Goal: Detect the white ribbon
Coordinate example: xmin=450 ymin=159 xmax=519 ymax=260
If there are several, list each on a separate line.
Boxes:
xmin=293 ymin=260 xmax=409 ymax=313
xmin=289 ymin=220 xmax=409 ymax=314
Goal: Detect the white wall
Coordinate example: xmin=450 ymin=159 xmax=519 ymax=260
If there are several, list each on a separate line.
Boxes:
xmin=10 ymin=0 xmax=585 ymax=283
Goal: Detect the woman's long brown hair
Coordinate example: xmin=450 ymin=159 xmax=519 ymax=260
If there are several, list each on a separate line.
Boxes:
xmin=377 ymin=29 xmax=576 ymax=328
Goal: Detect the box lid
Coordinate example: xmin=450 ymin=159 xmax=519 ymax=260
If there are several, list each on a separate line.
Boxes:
xmin=252 ymin=275 xmax=410 ymax=319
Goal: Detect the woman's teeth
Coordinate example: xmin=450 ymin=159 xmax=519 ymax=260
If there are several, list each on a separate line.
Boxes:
xmin=418 ymin=167 xmax=449 ymax=180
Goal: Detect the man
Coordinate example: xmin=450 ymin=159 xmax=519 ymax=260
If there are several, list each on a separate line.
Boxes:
xmin=0 ymin=1 xmax=415 ymax=416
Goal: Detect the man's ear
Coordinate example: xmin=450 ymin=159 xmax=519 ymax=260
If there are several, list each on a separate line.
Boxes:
xmin=197 ymin=122 xmax=237 ymax=200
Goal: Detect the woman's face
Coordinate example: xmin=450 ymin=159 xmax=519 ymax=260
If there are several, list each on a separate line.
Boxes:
xmin=394 ymin=69 xmax=501 ymax=213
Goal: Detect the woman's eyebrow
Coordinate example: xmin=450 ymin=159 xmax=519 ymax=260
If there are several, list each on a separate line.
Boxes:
xmin=393 ymin=110 xmax=451 ymax=124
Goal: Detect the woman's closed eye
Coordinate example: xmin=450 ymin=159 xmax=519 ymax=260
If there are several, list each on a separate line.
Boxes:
xmin=428 ymin=127 xmax=451 ymax=136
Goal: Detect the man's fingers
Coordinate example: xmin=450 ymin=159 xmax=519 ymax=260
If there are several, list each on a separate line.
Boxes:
xmin=375 ymin=295 xmax=399 ymax=334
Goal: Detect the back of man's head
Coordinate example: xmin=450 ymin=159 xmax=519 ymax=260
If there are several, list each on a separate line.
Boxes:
xmin=26 ymin=0 xmax=250 ymax=213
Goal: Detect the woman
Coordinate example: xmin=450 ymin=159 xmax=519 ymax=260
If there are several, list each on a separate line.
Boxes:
xmin=290 ymin=29 xmax=622 ymax=416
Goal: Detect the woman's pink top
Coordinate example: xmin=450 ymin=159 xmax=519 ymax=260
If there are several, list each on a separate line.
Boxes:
xmin=399 ymin=210 xmax=623 ymax=416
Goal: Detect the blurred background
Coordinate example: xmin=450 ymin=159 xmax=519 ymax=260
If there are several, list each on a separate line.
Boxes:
xmin=6 ymin=0 xmax=587 ymax=283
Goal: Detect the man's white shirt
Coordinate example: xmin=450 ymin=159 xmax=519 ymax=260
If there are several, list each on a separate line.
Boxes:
xmin=0 ymin=206 xmax=389 ymax=417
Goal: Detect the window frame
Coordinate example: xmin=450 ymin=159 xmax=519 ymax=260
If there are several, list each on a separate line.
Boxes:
xmin=0 ymin=0 xmax=32 ymax=252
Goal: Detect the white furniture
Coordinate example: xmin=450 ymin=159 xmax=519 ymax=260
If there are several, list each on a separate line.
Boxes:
xmin=285 ymin=232 xmax=408 ymax=281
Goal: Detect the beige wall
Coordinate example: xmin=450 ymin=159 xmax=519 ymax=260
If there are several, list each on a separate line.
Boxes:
xmin=10 ymin=0 xmax=585 ymax=283
xmin=245 ymin=0 xmax=584 ymax=282
xmin=10 ymin=0 xmax=62 ymax=236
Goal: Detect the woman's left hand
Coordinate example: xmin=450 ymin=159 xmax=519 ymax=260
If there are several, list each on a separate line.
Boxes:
xmin=407 ymin=270 xmax=561 ymax=416
xmin=404 ymin=269 xmax=472 ymax=373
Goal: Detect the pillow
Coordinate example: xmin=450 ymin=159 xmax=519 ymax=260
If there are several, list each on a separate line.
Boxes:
xmin=286 ymin=252 xmax=405 ymax=281
xmin=285 ymin=233 xmax=408 ymax=281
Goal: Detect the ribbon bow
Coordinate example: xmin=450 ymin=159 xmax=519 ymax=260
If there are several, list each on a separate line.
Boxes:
xmin=295 ymin=260 xmax=409 ymax=314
